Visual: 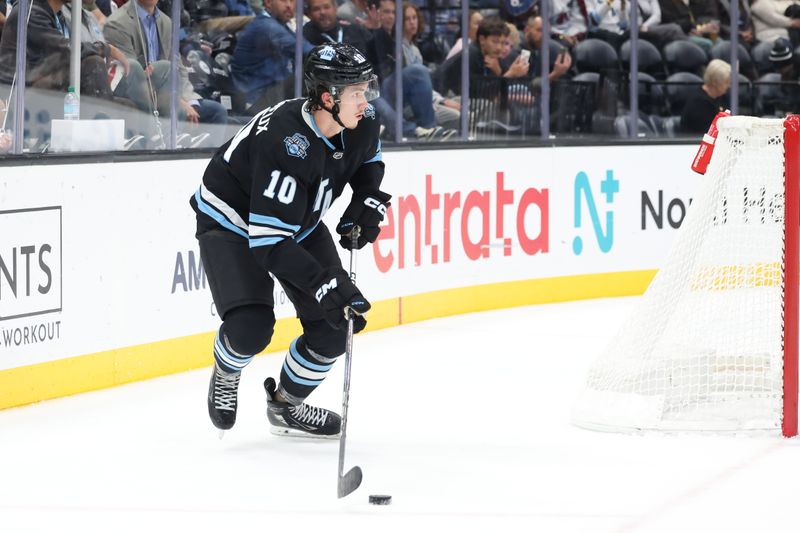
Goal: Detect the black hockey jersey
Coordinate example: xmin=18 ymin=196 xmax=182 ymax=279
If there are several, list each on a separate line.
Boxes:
xmin=190 ymin=98 xmax=385 ymax=294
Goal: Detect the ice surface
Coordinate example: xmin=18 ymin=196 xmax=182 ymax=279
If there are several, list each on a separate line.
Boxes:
xmin=0 ymin=297 xmax=797 ymax=533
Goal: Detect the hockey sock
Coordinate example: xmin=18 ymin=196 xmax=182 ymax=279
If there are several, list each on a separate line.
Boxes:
xmin=278 ymin=336 xmax=337 ymax=405
xmin=213 ymin=327 xmax=255 ymax=374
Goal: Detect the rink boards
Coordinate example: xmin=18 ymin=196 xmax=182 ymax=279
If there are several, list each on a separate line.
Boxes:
xmin=0 ymin=143 xmax=700 ymax=408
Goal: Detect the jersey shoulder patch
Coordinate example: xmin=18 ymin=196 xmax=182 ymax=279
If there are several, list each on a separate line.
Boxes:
xmin=284 ymin=132 xmax=311 ymax=159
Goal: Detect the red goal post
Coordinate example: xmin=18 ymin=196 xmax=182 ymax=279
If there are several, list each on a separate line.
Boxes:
xmin=783 ymin=115 xmax=798 ymax=437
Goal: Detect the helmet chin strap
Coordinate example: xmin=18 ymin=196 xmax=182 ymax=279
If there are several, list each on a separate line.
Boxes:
xmin=323 ymin=102 xmax=347 ymax=129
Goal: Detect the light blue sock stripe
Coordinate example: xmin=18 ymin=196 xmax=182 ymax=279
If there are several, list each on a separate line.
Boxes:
xmin=289 ymin=338 xmax=334 ymax=372
xmin=214 ymin=334 xmax=253 ymax=370
xmin=282 ymin=362 xmax=324 ymax=387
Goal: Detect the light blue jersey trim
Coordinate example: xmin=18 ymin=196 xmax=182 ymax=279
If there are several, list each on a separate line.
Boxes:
xmin=363 ymin=139 xmax=381 ymax=164
xmin=249 ymin=213 xmax=301 ymax=232
xmin=195 ymin=189 xmax=248 ymax=238
xmin=307 ymin=111 xmax=336 ymax=150
xmin=294 ymin=222 xmax=319 ymax=242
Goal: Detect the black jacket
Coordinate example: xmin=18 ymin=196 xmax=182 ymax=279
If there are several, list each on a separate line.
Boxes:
xmin=680 ymin=85 xmax=726 ymax=134
xmin=0 ymin=0 xmax=103 ymax=85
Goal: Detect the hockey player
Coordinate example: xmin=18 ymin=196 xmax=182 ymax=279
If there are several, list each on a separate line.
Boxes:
xmin=190 ymin=43 xmax=391 ymax=437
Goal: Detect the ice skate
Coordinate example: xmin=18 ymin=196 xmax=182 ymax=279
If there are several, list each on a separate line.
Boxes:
xmin=264 ymin=377 xmax=341 ymax=439
xmin=207 ymin=363 xmax=241 ymax=431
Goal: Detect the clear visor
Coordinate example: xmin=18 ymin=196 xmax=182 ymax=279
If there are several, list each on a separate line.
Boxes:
xmin=334 ymin=75 xmax=381 ymax=104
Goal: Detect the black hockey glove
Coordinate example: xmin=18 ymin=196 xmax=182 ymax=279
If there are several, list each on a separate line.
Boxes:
xmin=336 ymin=190 xmax=392 ymax=250
xmin=313 ymin=268 xmax=371 ymax=332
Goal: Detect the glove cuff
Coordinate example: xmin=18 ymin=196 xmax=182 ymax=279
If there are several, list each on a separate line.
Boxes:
xmin=354 ymin=189 xmax=392 ymax=204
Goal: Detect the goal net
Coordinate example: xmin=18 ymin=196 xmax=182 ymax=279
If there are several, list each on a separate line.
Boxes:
xmin=572 ymin=115 xmax=799 ymax=436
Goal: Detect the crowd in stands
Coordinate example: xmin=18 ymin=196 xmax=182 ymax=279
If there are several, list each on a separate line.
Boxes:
xmin=2 ymin=0 xmax=800 ymax=152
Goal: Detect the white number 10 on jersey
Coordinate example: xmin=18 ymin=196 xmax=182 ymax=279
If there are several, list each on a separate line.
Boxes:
xmin=264 ymin=170 xmax=297 ymax=204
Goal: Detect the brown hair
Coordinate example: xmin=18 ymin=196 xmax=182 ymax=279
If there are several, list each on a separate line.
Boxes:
xmin=403 ymin=2 xmax=425 ymax=42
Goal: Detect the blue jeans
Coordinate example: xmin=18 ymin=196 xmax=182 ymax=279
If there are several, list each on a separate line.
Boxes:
xmin=193 ymin=99 xmax=229 ymax=146
xmin=378 ymin=64 xmax=437 ymax=135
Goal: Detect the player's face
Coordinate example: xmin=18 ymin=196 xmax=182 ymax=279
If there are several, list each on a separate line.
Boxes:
xmin=337 ymin=83 xmax=371 ymax=128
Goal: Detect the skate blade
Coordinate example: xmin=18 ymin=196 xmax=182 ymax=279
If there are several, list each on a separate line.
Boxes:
xmin=269 ymin=426 xmax=340 ymax=440
xmin=218 ymin=429 xmax=226 ymax=440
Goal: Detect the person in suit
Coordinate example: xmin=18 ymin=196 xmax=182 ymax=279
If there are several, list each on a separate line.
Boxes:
xmin=103 ymin=0 xmax=228 ymax=144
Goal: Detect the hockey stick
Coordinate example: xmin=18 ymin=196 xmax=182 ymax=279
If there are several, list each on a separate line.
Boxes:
xmin=338 ymin=226 xmax=363 ymax=498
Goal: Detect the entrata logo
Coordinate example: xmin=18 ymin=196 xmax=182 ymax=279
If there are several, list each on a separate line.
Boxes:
xmin=0 ymin=207 xmax=62 ymax=321
xmin=373 ymin=172 xmax=548 ymax=271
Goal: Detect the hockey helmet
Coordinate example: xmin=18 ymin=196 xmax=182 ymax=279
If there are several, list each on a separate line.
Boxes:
xmin=304 ymin=43 xmax=380 ymax=104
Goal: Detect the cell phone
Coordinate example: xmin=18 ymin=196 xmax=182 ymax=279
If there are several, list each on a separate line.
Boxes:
xmin=519 ymin=49 xmax=531 ymax=62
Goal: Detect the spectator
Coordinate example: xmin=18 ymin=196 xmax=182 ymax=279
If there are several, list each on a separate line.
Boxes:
xmin=223 ymin=0 xmax=254 ymax=16
xmin=660 ymin=0 xmax=721 ymax=51
xmin=716 ymin=0 xmax=755 ymax=48
xmin=0 ymin=0 xmax=111 ymax=97
xmin=0 ymin=0 xmax=7 ymax=41
xmin=637 ymin=0 xmax=687 ymax=48
xmin=588 ymin=0 xmax=632 ymax=50
xmin=547 ymin=0 xmax=590 ymax=48
xmin=445 ymin=9 xmax=482 ymax=60
xmin=82 ymin=0 xmax=108 ymax=27
xmin=751 ymin=0 xmax=800 ymax=45
xmin=103 ymin=0 xmax=229 ymax=143
xmin=399 ymin=2 xmax=459 ymax=131
xmin=62 ymin=4 xmax=154 ymax=112
xmin=768 ymin=37 xmax=800 ymax=112
xmin=523 ymin=15 xmax=573 ymax=84
xmin=338 ymin=0 xmax=380 ymax=29
xmin=494 ymin=21 xmax=529 ymax=76
xmin=303 ymin=0 xmax=375 ymax=61
xmin=371 ymin=0 xmax=395 ymax=80
xmin=680 ymin=58 xmax=730 ymax=134
xmin=303 ymin=0 xmax=455 ymax=140
xmin=229 ymin=0 xmax=312 ymax=114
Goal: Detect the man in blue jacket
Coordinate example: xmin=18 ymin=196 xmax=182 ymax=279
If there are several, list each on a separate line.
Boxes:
xmin=230 ymin=0 xmax=312 ymax=114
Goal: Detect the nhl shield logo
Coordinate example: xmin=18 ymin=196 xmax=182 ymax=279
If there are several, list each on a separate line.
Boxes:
xmin=284 ymin=133 xmax=310 ymax=159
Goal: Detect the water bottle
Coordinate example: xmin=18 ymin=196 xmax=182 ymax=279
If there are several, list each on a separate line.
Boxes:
xmin=63 ymin=86 xmax=80 ymax=120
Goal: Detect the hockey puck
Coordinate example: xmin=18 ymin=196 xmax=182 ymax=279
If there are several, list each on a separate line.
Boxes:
xmin=369 ymin=494 xmax=392 ymax=505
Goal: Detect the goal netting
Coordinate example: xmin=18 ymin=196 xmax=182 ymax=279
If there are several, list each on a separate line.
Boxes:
xmin=572 ymin=115 xmax=799 ymax=436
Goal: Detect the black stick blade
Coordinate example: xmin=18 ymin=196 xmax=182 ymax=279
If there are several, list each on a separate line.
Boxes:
xmin=337 ymin=466 xmax=363 ymax=498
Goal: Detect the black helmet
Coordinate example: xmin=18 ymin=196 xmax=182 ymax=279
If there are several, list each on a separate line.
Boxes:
xmin=304 ymin=43 xmax=378 ymax=104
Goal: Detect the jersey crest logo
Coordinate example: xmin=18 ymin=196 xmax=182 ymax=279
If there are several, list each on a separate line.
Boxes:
xmin=319 ymin=46 xmax=336 ymax=61
xmin=284 ymin=133 xmax=310 ymax=159
xmin=364 ymin=104 xmax=375 ymax=120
